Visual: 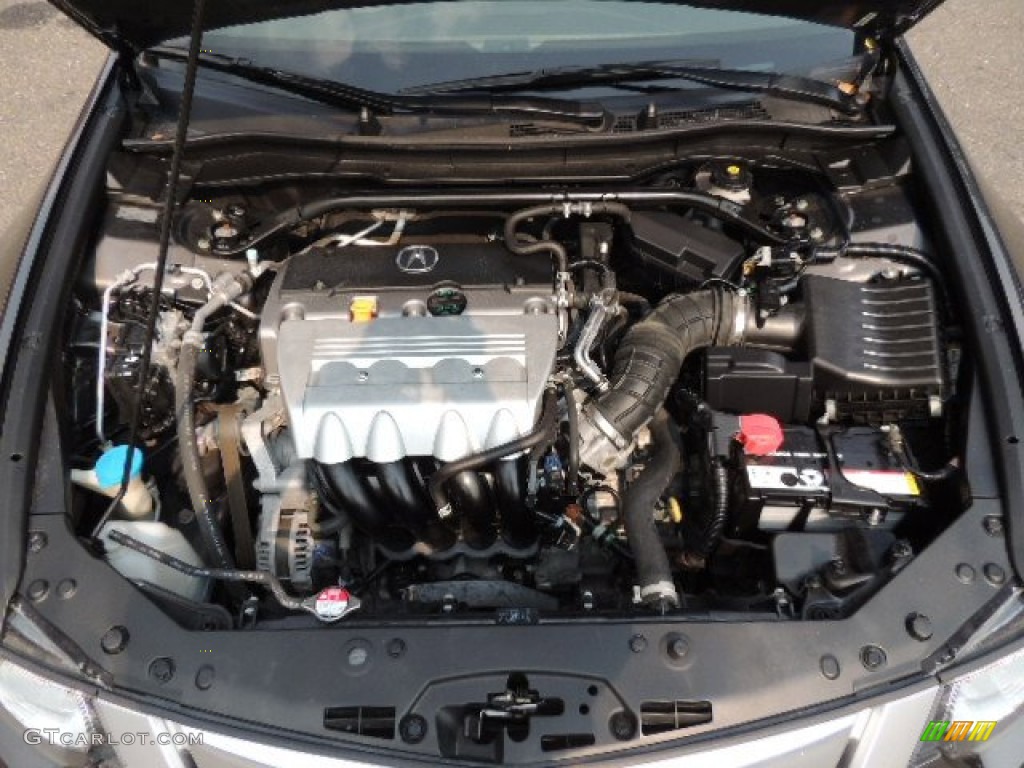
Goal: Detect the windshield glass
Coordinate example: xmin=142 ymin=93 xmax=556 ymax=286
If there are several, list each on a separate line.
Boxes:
xmin=177 ymin=1 xmax=854 ymax=93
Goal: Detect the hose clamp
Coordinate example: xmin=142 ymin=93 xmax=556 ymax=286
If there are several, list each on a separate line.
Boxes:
xmin=639 ymin=581 xmax=680 ymax=606
xmin=588 ymin=407 xmax=629 ymax=451
xmin=729 ymin=288 xmax=750 ymax=346
xmin=182 ymin=329 xmax=206 ymax=348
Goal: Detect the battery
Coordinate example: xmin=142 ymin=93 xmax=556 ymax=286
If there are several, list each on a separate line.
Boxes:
xmin=713 ymin=418 xmax=925 ymax=533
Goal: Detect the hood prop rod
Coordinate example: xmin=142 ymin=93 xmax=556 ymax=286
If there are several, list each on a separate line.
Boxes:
xmin=93 ymin=0 xmax=208 ymax=536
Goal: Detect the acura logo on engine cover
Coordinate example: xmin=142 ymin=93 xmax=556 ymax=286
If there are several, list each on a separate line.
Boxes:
xmin=396 ymin=245 xmax=440 ymax=274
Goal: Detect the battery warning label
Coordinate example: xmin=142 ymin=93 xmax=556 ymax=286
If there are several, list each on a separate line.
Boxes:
xmin=747 ymin=465 xmax=920 ymax=497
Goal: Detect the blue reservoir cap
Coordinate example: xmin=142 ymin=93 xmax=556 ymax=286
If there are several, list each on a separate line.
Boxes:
xmin=95 ymin=445 xmax=144 ymax=489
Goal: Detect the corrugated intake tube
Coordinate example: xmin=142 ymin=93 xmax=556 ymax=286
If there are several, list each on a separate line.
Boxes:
xmin=584 ymin=289 xmax=741 ymax=449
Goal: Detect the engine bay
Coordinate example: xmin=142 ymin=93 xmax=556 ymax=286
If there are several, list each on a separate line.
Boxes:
xmin=64 ymin=151 xmax=966 ymax=628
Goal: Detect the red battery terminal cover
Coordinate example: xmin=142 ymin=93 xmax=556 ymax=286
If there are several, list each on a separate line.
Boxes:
xmin=737 ymin=414 xmax=785 ymax=456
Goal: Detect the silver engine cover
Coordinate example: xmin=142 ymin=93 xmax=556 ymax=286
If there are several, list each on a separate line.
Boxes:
xmin=260 ymin=243 xmax=559 ymax=462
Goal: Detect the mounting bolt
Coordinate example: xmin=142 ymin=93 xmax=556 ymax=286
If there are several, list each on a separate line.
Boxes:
xmin=667 ymin=636 xmax=690 ymax=661
xmin=955 ymin=563 xmax=976 ymax=584
xmin=148 ymin=657 xmax=175 ymax=684
xmin=609 ymin=711 xmax=638 ymax=741
xmin=906 ymin=613 xmax=934 ymax=642
xmin=56 ymin=579 xmax=77 ymax=599
xmin=983 ymin=563 xmax=1007 ymax=586
xmin=891 ymin=540 xmax=913 ymax=560
xmin=860 ymin=645 xmax=887 ymax=671
xmin=100 ymin=626 xmax=129 ymax=655
xmin=983 ymin=515 xmax=1005 ymax=537
xmin=26 ymin=579 xmax=48 ymax=602
xmin=629 ymin=634 xmax=648 ymax=653
xmin=27 ymin=531 xmax=47 ymax=553
xmin=399 ymin=714 xmax=428 ymax=744
xmin=386 ymin=638 xmax=407 ymax=659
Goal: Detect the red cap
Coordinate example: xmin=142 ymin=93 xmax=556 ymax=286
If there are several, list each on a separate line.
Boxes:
xmin=737 ymin=414 xmax=784 ymax=456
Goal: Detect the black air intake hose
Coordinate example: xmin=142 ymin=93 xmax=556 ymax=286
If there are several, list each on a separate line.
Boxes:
xmin=585 ymin=290 xmax=741 ymax=449
xmin=622 ymin=410 xmax=681 ymax=609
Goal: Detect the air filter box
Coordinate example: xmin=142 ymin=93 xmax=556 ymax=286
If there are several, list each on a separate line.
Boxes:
xmin=803 ymin=275 xmax=944 ymax=424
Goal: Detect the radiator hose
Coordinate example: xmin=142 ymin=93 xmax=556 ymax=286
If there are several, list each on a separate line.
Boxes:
xmin=622 ymin=410 xmax=682 ymax=610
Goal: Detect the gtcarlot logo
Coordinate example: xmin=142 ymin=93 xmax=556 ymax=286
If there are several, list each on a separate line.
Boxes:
xmin=23 ymin=729 xmax=204 ymax=748
xmin=919 ymin=720 xmax=997 ymax=742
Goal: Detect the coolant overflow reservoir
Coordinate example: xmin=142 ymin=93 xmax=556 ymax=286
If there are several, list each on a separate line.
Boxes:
xmin=99 ymin=521 xmax=211 ymax=603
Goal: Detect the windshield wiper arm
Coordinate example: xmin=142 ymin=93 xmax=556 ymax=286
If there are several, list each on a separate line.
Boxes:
xmin=145 ymin=46 xmax=607 ymax=124
xmin=402 ymin=60 xmax=865 ymax=116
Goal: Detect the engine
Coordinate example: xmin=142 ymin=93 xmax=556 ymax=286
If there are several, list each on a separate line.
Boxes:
xmin=69 ymin=160 xmax=960 ymax=625
xmin=261 ymin=242 xmax=559 ymax=463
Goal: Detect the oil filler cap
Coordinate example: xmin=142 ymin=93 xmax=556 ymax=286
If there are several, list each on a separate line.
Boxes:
xmin=737 ymin=414 xmax=784 ymax=456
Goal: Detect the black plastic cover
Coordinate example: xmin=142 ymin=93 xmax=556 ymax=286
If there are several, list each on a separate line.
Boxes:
xmin=630 ymin=211 xmax=746 ymax=288
xmin=281 ymin=242 xmax=550 ymax=292
xmin=705 ymin=347 xmax=814 ymax=422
